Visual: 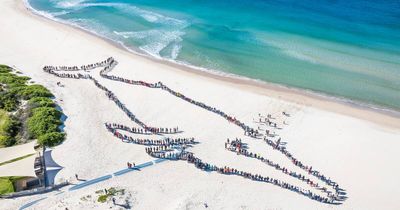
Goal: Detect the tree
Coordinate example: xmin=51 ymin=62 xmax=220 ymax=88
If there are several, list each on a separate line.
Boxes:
xmin=27 ymin=107 xmax=61 ymax=139
xmin=37 ymin=132 xmax=65 ymax=147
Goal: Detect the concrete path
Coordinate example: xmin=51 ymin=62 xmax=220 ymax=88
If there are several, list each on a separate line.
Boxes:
xmin=19 ymin=158 xmax=167 ymax=210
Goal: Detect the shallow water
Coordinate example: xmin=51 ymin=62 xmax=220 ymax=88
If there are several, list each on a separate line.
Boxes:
xmin=28 ymin=0 xmax=400 ymax=110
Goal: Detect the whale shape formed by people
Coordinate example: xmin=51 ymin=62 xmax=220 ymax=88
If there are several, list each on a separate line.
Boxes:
xmin=43 ymin=57 xmax=346 ymax=204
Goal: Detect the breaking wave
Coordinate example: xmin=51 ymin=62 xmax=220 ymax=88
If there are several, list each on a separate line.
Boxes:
xmin=113 ymin=29 xmax=185 ymax=59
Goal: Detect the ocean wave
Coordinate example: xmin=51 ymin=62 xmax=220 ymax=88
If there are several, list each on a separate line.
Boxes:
xmin=117 ymin=4 xmax=187 ymax=27
xmin=25 ymin=0 xmax=63 ymax=20
xmin=48 ymin=1 xmax=188 ymax=27
xmin=114 ymin=29 xmax=185 ymax=59
xmin=61 ymin=2 xmax=188 ymax=28
xmin=50 ymin=0 xmax=86 ymax=9
xmin=113 ymin=31 xmax=131 ymax=39
xmin=170 ymin=44 xmax=181 ymax=60
xmin=50 ymin=10 xmax=71 ymax=17
xmin=69 ymin=18 xmax=118 ymax=41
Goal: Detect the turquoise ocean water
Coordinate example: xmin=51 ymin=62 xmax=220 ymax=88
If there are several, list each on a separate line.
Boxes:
xmin=26 ymin=0 xmax=400 ymax=111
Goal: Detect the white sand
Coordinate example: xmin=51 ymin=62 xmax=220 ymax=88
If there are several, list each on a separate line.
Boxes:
xmin=0 ymin=0 xmax=400 ymax=209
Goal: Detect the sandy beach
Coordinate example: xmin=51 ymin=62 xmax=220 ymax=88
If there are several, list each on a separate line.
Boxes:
xmin=1 ymin=0 xmax=400 ymax=209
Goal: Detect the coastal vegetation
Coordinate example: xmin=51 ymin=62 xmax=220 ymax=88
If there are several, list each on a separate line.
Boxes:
xmin=0 ymin=176 xmax=26 ymax=195
xmin=96 ymin=187 xmax=125 ymax=203
xmin=0 ymin=109 xmax=20 ymax=147
xmin=0 ymin=65 xmax=65 ymax=147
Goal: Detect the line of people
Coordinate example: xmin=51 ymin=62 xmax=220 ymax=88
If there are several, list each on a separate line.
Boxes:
xmin=45 ymin=57 xmax=261 ymax=138
xmin=225 ymin=138 xmax=341 ymax=201
xmin=262 ymin=137 xmax=341 ymax=192
xmin=105 ymin=123 xmax=180 ymax=135
xmin=249 ymin=114 xmax=343 ymax=197
xmin=106 ymin=123 xmax=195 ymax=146
xmin=145 ymin=146 xmax=335 ymax=204
xmin=43 ymin=58 xmax=161 ymax=134
xmin=43 ymin=58 xmax=344 ymax=204
xmin=43 ymin=57 xmax=113 ymax=72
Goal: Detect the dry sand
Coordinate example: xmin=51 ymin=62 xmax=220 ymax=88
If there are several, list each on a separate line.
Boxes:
xmin=0 ymin=0 xmax=400 ymax=209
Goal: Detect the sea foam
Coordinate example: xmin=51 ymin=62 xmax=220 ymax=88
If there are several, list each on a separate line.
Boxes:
xmin=51 ymin=0 xmax=86 ymax=9
xmin=114 ymin=29 xmax=185 ymax=59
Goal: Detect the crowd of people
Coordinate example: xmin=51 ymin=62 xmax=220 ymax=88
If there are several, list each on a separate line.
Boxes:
xmin=43 ymin=58 xmax=345 ymax=204
xmin=145 ymin=144 xmax=187 ymax=159
xmin=256 ymin=114 xmax=279 ymax=128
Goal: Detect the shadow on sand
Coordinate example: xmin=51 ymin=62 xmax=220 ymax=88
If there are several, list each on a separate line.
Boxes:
xmin=44 ymin=150 xmax=63 ymax=186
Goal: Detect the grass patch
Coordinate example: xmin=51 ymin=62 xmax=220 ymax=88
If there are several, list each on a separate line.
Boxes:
xmin=0 ymin=176 xmax=26 ymax=195
xmin=0 ymin=153 xmax=35 ymax=167
xmin=0 ymin=178 xmax=13 ymax=195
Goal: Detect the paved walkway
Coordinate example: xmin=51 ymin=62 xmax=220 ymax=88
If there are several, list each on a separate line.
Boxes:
xmin=0 ymin=141 xmax=36 ymax=163
xmin=19 ymin=158 xmax=167 ymax=210
xmin=0 ymin=155 xmax=37 ymax=177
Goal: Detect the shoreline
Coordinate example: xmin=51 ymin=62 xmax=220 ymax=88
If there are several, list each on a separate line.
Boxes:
xmin=20 ymin=0 xmax=400 ymax=128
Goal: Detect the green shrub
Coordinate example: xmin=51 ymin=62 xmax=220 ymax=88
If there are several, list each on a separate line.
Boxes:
xmin=27 ymin=107 xmax=61 ymax=139
xmin=97 ymin=194 xmax=108 ymax=203
xmin=37 ymin=132 xmax=65 ymax=147
xmin=0 ymin=176 xmax=26 ymax=195
xmin=0 ymin=92 xmax=19 ymax=111
xmin=3 ymin=117 xmax=20 ymax=138
xmin=0 ymin=73 xmax=30 ymax=87
xmin=0 ymin=136 xmax=16 ymax=147
xmin=0 ymin=177 xmax=14 ymax=195
xmin=0 ymin=65 xmax=11 ymax=73
xmin=28 ymin=97 xmax=55 ymax=108
xmin=0 ymin=64 xmax=65 ymax=148
xmin=11 ymin=84 xmax=53 ymax=100
xmin=0 ymin=111 xmax=20 ymax=147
